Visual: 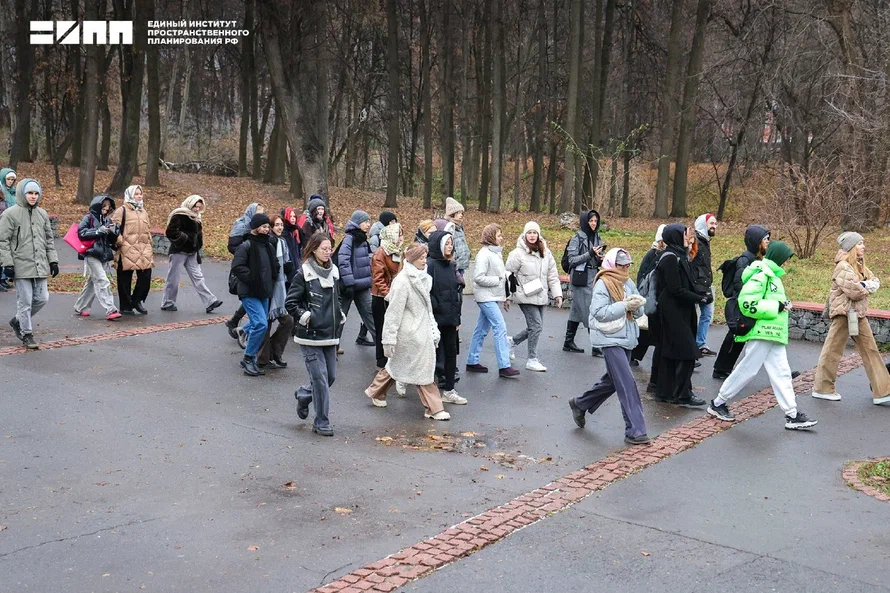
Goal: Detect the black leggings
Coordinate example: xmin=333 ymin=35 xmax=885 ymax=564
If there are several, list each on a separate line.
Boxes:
xmin=117 ymin=262 xmax=151 ymax=310
xmin=372 ymin=295 xmax=388 ymax=368
xmin=437 ymin=325 xmax=459 ymax=391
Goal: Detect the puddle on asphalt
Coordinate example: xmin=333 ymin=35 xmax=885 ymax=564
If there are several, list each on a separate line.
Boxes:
xmin=372 ymin=429 xmax=554 ymax=470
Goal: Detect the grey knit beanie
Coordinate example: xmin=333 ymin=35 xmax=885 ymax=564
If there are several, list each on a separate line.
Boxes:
xmin=350 ymin=210 xmax=371 ymax=226
xmin=837 ymin=231 xmax=864 ymax=252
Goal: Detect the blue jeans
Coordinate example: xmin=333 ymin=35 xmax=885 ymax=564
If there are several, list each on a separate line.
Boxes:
xmin=467 ymin=301 xmax=511 ymax=370
xmin=696 ymin=301 xmax=714 ymax=349
xmin=240 ymin=297 xmax=269 ymax=357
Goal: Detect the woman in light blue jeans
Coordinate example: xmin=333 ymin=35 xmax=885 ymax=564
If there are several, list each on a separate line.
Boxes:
xmin=466 ymin=224 xmax=520 ymax=378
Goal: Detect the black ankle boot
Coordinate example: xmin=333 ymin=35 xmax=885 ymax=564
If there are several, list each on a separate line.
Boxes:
xmin=241 ymin=355 xmax=261 ymax=376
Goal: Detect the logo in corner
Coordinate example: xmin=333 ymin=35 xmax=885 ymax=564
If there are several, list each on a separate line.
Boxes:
xmin=30 ymin=21 xmax=133 ymax=45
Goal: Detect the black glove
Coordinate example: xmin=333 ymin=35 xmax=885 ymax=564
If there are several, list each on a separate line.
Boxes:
xmin=50 ymin=262 xmax=60 ymax=278
xmin=3 ymin=266 xmax=13 ymax=279
xmin=778 ymin=301 xmax=786 ymax=312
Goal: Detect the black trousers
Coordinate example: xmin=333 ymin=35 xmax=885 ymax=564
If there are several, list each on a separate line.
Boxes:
xmin=656 ymin=358 xmax=695 ymax=403
xmin=117 ymin=262 xmax=151 ymax=310
xmin=635 ymin=315 xmax=662 ymax=387
xmin=714 ymin=330 xmax=745 ymax=374
xmin=437 ymin=325 xmax=459 ymax=391
xmin=372 ymin=295 xmax=388 ymax=368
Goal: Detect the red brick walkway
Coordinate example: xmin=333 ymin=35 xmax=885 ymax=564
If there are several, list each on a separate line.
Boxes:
xmin=842 ymin=457 xmax=890 ymax=503
xmin=309 ymin=353 xmax=864 ymax=593
xmin=0 ymin=315 xmax=227 ymax=357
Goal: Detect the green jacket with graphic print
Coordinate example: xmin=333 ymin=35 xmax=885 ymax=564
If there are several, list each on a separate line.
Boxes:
xmin=736 ymin=258 xmax=789 ymax=345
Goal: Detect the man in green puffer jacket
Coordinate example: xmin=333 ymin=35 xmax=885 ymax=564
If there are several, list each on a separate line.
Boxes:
xmin=706 ymin=241 xmax=818 ymax=431
xmin=0 ymin=178 xmax=59 ymax=349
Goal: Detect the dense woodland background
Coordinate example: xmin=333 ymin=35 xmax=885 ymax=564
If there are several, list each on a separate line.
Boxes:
xmin=1 ymin=0 xmax=889 ymax=241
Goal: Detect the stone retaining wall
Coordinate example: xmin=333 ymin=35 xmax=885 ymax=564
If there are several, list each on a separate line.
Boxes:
xmin=789 ymin=302 xmax=890 ymax=345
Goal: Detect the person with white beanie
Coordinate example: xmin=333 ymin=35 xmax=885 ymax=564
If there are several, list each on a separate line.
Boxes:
xmin=444 ymin=197 xmax=471 ymax=275
xmin=505 ymin=221 xmax=563 ymax=372
xmin=812 ymin=231 xmax=890 ymax=404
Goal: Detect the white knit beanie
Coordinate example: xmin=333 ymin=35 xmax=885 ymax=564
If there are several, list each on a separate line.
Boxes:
xmin=445 ymin=197 xmax=464 ymax=217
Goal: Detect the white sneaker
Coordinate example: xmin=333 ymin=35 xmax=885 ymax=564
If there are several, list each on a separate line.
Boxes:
xmin=812 ymin=391 xmax=842 ymax=401
xmin=441 ymin=389 xmax=468 ymax=405
xmin=395 ymin=381 xmax=407 ymax=396
xmin=525 ymin=358 xmax=547 ymax=372
xmin=873 ymin=395 xmax=890 ymax=405
xmin=506 ymin=336 xmax=516 ymax=360
xmin=425 ymin=410 xmax=451 ymax=421
xmin=364 ymin=388 xmax=388 ymax=407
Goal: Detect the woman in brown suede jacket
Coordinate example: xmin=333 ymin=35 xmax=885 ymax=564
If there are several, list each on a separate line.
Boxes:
xmin=371 ymin=223 xmax=404 ymax=368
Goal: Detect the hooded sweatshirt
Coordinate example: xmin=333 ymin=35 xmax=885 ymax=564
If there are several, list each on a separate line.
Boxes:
xmin=0 ymin=168 xmax=16 ymax=210
xmin=719 ymin=225 xmax=769 ymax=299
xmin=78 ymin=195 xmax=117 ymax=262
xmin=427 ymin=230 xmax=463 ymax=326
xmin=0 ymin=178 xmax=59 ymax=278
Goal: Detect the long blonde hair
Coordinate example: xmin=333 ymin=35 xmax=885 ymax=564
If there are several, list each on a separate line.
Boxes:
xmin=843 ymin=247 xmax=871 ymax=280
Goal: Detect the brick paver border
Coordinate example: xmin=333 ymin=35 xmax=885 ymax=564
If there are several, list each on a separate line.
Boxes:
xmin=309 ymin=353 xmax=865 ymax=593
xmin=0 ymin=315 xmax=227 ymax=357
xmin=843 ymin=457 xmax=890 ymax=503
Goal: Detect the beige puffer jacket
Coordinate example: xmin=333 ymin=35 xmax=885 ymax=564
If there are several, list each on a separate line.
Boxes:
xmin=112 ymin=202 xmax=154 ymax=271
xmin=828 ymin=249 xmax=875 ymax=318
xmin=505 ymin=238 xmax=563 ymax=306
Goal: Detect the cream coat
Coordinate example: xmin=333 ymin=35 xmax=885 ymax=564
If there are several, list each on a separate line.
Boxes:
xmin=828 ymin=250 xmax=876 ymax=318
xmin=112 ymin=202 xmax=154 ymax=271
xmin=505 ymin=237 xmax=562 ymax=306
xmin=382 ymin=262 xmax=441 ymax=385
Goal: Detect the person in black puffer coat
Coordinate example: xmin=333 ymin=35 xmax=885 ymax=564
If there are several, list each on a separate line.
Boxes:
xmin=161 ymin=195 xmax=223 ymax=315
xmin=73 ymin=194 xmax=121 ymax=320
xmin=337 ymin=210 xmax=376 ymax=346
xmin=428 ymin=230 xmax=467 ymax=404
xmin=231 ymin=213 xmax=279 ymax=376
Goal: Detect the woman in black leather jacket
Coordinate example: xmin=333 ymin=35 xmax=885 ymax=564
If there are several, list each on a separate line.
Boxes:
xmin=285 ymin=232 xmax=345 ymax=437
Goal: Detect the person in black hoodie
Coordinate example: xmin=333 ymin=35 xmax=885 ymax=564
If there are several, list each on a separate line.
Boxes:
xmin=230 ymin=213 xmax=278 ymax=376
xmin=225 ymin=203 xmax=263 ymax=338
xmin=73 ymin=195 xmax=121 ymax=320
xmin=713 ymin=225 xmax=770 ymax=380
xmin=428 ymin=230 xmax=468 ymax=405
xmin=161 ymin=195 xmax=223 ymax=314
xmin=655 ymin=224 xmax=710 ymax=406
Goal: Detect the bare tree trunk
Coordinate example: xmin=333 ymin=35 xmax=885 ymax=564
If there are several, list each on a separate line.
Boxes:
xmin=289 ymin=143 xmax=304 ymax=201
xmin=161 ymin=53 xmax=179 ymax=158
xmin=621 ymin=149 xmax=631 ymax=217
xmin=459 ymin=0 xmax=475 ymax=204
xmin=384 ymin=0 xmax=400 ymax=208
xmin=238 ymin=0 xmax=255 ymax=176
xmin=587 ymin=0 xmax=616 ymax=203
xmin=489 ymin=0 xmax=505 ymax=212
xmin=559 ymin=0 xmax=582 ymax=213
xmin=670 ymin=0 xmax=712 ymax=217
xmin=76 ymin=0 xmax=101 ymax=205
xmin=108 ymin=0 xmax=146 ymax=195
xmin=478 ymin=0 xmax=492 ymax=211
xmin=98 ymin=81 xmax=111 ymax=170
xmin=620 ymin=0 xmax=635 ymax=218
xmin=653 ymin=0 xmax=685 ymax=218
xmin=439 ymin=0 xmax=455 ymax=201
xmin=179 ymin=48 xmax=192 ymax=132
xmin=421 ymin=0 xmax=433 ymax=209
xmin=530 ymin=0 xmax=547 ymax=212
xmin=144 ymin=0 xmax=160 ymax=186
xmin=9 ymin=0 xmax=36 ymax=168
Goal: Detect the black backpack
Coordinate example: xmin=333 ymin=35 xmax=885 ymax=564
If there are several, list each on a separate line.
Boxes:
xmin=560 ymin=237 xmax=573 ymax=273
xmin=718 ymin=254 xmax=749 ymax=298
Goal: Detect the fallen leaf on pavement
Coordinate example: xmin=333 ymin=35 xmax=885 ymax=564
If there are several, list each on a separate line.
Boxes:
xmin=334 ymin=507 xmax=352 ymax=515
xmin=641 ymin=551 xmax=651 ymax=557
xmin=496 ymin=475 xmax=505 ymax=479
xmin=282 ymin=481 xmax=296 ymax=489
xmin=461 ymin=432 xmax=476 ymax=437
xmin=480 ymin=465 xmax=489 ymax=471
xmin=247 ymin=545 xmax=260 ymax=551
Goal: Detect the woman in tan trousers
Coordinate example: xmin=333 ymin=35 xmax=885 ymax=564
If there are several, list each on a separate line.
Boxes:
xmin=813 ymin=232 xmax=890 ymax=404
xmin=364 ymin=243 xmax=450 ymax=420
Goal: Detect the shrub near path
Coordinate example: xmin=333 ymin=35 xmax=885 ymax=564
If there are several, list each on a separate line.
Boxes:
xmin=20 ymin=162 xmax=890 ymax=315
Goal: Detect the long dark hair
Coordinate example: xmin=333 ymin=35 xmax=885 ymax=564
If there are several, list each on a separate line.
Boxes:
xmin=302 ymin=231 xmax=332 ymax=265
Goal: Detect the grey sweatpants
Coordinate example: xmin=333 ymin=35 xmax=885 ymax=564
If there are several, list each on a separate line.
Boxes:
xmin=74 ymin=257 xmax=117 ymax=315
xmin=575 ymin=346 xmax=648 ymax=438
xmin=15 ymin=278 xmax=49 ymax=334
xmin=512 ymin=304 xmax=544 ymax=360
xmin=296 ymin=345 xmax=338 ymax=430
xmin=162 ymin=252 xmax=216 ymax=308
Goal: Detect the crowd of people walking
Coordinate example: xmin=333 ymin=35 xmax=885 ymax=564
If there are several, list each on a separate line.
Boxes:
xmin=1 ymin=171 xmax=889 ymax=443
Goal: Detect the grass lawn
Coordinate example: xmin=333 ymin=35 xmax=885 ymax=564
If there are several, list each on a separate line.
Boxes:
xmin=48 ymin=273 xmax=166 ymax=293
xmin=857 ymin=459 xmax=890 ymax=497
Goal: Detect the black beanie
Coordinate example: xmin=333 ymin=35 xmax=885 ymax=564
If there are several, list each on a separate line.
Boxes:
xmin=379 ymin=211 xmax=398 ymax=226
xmin=250 ymin=213 xmax=271 ymax=229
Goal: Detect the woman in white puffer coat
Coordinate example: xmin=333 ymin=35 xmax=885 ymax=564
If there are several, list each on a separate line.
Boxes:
xmin=505 ymin=221 xmax=563 ymax=372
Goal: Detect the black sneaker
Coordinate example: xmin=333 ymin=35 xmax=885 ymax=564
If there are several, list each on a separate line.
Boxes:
xmin=791 ymin=371 xmax=801 ymax=379
xmin=206 ymin=300 xmax=224 ymax=314
xmin=355 ymin=337 xmax=375 ymax=347
xmin=312 ymin=425 xmax=334 ymax=437
xmin=225 ymin=318 xmax=240 ymax=340
xmin=629 ymin=359 xmax=640 ymax=367
xmin=568 ymin=398 xmax=586 ymax=428
xmin=591 ymin=347 xmax=604 ymax=358
xmin=21 ymin=333 xmax=38 ymax=350
xmin=121 ymin=309 xmax=136 ymax=316
xmin=625 ymin=434 xmax=651 ymax=446
xmin=646 ymin=382 xmax=657 ymax=394
xmin=133 ymin=302 xmax=148 ymax=315
xmin=675 ymin=395 xmax=707 ymax=407
xmin=240 ymin=356 xmax=261 ymax=377
xmin=563 ymin=341 xmax=584 ymax=353
xmin=9 ymin=317 xmax=23 ymax=341
xmin=785 ymin=411 xmax=818 ymax=430
xmin=295 ymin=389 xmax=312 ymax=420
xmin=712 ymin=370 xmax=730 ymax=380
xmin=707 ymin=400 xmax=736 ymax=422
xmin=272 ymin=357 xmax=288 ymax=368
xmin=161 ymin=303 xmax=178 ymax=312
